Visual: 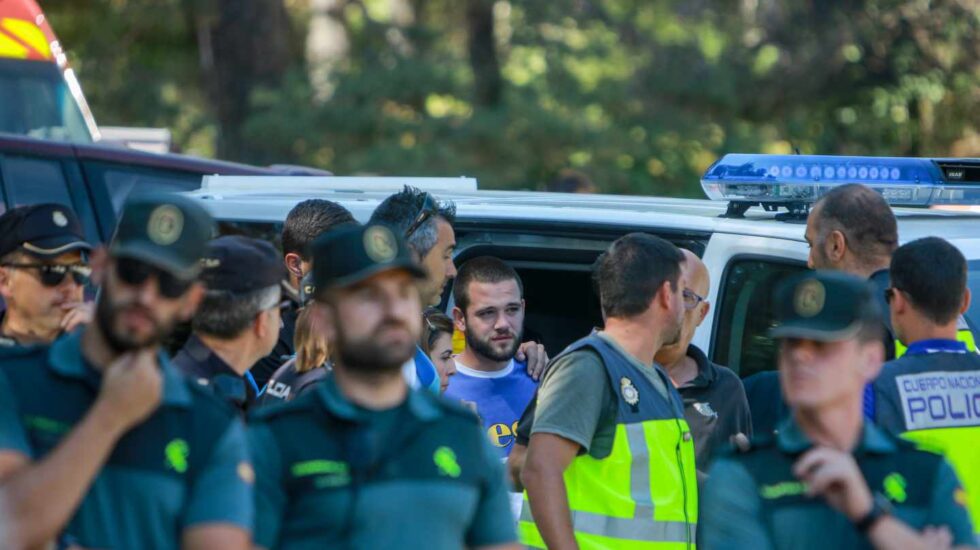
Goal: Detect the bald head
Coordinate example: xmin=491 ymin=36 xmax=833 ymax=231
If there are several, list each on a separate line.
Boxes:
xmin=681 ymin=249 xmax=709 ymax=298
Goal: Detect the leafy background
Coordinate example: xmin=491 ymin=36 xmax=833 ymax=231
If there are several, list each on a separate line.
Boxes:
xmin=45 ymin=0 xmax=980 ymax=196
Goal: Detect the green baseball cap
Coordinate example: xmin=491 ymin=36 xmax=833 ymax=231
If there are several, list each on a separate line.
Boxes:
xmin=770 ymin=270 xmax=883 ymax=341
xmin=311 ymin=223 xmax=425 ymax=296
xmin=109 ymin=193 xmax=215 ymax=280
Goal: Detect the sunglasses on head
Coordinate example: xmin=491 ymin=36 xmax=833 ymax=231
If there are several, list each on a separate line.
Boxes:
xmin=404 ymin=193 xmax=439 ymax=238
xmin=2 ymin=262 xmax=91 ymax=288
xmin=115 ymin=257 xmax=193 ymax=299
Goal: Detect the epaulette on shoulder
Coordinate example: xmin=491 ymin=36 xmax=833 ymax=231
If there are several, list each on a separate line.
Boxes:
xmin=0 ymin=343 xmax=48 ymax=364
xmin=185 ymin=380 xmax=240 ymax=417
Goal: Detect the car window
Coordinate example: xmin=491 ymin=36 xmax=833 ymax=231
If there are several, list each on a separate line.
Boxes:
xmin=2 ymin=154 xmax=74 ymax=208
xmin=85 ymin=161 xmax=203 ymax=214
xmin=711 ymin=258 xmax=807 ymax=378
xmin=965 ymin=261 xmax=980 ymax=329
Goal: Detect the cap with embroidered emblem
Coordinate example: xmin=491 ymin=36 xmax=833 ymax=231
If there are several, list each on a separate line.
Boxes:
xmin=770 ymin=270 xmax=883 ymax=341
xmin=110 ymin=193 xmax=214 ymax=279
xmin=310 ymin=223 xmax=425 ymax=295
xmin=0 ymin=204 xmax=90 ymax=259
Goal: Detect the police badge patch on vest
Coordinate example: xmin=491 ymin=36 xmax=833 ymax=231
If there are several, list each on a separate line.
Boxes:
xmin=620 ymin=377 xmax=639 ymax=406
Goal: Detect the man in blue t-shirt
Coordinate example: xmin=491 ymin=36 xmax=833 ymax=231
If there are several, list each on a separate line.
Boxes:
xmin=446 ymin=257 xmax=541 ymax=458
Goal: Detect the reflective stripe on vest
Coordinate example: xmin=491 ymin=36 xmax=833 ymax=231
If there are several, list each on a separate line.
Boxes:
xmin=517 ymin=335 xmax=697 ymax=549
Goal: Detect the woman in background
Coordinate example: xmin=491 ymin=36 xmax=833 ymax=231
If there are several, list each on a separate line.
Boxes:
xmin=257 ymin=304 xmax=330 ymax=406
xmin=421 ymin=307 xmax=457 ymax=393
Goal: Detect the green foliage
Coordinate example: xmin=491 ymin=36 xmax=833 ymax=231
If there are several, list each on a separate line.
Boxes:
xmin=43 ymin=0 xmax=980 ymax=196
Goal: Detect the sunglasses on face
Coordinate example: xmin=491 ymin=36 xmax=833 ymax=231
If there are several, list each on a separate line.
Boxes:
xmin=2 ymin=262 xmax=91 ymax=288
xmin=682 ymin=288 xmax=706 ymax=310
xmin=404 ymin=193 xmax=439 ymax=238
xmin=114 ymin=257 xmax=193 ymax=299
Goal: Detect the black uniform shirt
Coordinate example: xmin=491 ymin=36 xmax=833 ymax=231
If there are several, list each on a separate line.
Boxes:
xmin=173 ymin=334 xmax=257 ymax=411
xmin=677 ymin=345 xmax=753 ymax=473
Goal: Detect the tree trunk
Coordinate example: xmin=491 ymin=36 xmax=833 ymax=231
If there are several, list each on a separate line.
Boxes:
xmin=467 ymin=0 xmax=502 ymax=107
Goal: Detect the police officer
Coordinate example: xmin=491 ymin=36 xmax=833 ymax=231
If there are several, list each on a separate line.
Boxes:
xmin=251 ymin=198 xmax=355 ymax=387
xmin=519 ymin=233 xmax=698 ymax=549
xmin=0 ymin=194 xmax=253 ymax=549
xmin=173 ymin=235 xmax=286 ymax=411
xmin=256 ymin=280 xmax=331 ymax=407
xmin=701 ymin=271 xmax=975 ymax=548
xmin=0 ymin=204 xmax=93 ymax=347
xmin=248 ymin=224 xmax=518 ymax=549
xmin=873 ymin=236 xmax=980 ymax=538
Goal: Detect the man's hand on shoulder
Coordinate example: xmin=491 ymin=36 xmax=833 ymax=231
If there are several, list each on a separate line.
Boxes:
xmin=517 ymin=342 xmax=549 ymax=380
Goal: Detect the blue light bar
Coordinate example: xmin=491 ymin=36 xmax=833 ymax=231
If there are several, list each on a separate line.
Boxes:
xmin=701 ymin=154 xmax=980 ymax=206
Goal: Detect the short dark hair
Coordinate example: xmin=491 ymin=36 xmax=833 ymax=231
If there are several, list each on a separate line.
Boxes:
xmin=593 ymin=233 xmax=683 ymax=319
xmin=890 ymin=237 xmax=967 ymax=325
xmin=421 ymin=307 xmax=455 ymax=355
xmin=369 ymin=186 xmax=456 ymax=258
xmin=192 ymin=285 xmax=280 ymax=338
xmin=453 ymin=256 xmax=524 ymax=312
xmin=281 ymin=199 xmax=356 ymax=258
xmin=814 ymin=184 xmax=898 ymax=264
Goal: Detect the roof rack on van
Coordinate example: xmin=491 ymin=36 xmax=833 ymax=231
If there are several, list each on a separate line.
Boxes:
xmin=199 ymin=175 xmax=478 ymax=196
xmin=702 ymin=154 xmax=980 ymax=220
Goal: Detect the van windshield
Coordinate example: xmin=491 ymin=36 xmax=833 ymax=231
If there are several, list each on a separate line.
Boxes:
xmin=0 ymin=58 xmax=93 ymax=143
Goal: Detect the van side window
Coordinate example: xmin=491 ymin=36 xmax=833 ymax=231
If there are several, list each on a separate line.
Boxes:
xmin=711 ymin=258 xmax=806 ymax=379
xmin=2 ymin=155 xmax=74 ymax=208
xmin=86 ymin=161 xmax=202 ymax=214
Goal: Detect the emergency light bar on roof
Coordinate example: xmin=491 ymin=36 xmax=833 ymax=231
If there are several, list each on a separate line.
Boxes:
xmin=701 ymin=154 xmax=980 ymax=217
xmin=200 ymin=176 xmax=478 ymax=196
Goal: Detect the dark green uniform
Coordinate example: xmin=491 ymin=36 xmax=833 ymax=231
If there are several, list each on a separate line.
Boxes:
xmin=248 ymin=374 xmax=517 ymax=549
xmin=700 ymin=417 xmax=976 ymax=549
xmin=0 ymin=332 xmax=254 ymax=549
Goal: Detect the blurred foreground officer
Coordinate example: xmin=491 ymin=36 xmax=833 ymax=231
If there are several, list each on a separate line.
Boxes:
xmin=701 ymin=271 xmax=975 ymax=549
xmin=247 ymin=224 xmax=519 ymax=550
xmin=874 ymin=237 xmax=980 ymax=538
xmin=0 ymin=204 xmax=93 ymax=347
xmin=174 ymin=235 xmax=285 ymax=411
xmin=519 ymin=233 xmax=697 ymax=549
xmin=0 ymin=194 xmax=253 ymax=549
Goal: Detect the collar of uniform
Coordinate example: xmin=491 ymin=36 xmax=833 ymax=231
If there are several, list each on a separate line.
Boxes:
xmin=48 ymin=330 xmax=192 ymax=406
xmin=179 ymin=333 xmax=241 ymax=380
xmin=776 ymin=416 xmax=896 ymax=455
xmin=679 ymin=345 xmax=715 ymax=389
xmin=316 ymin=372 xmax=441 ymax=422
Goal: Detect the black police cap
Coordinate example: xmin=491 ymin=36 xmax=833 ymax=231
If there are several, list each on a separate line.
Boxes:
xmin=770 ymin=270 xmax=883 ymax=342
xmin=110 ymin=193 xmax=214 ymax=280
xmin=311 ymin=224 xmax=425 ymax=296
xmin=0 ymin=204 xmax=90 ymax=259
xmin=201 ymin=235 xmax=287 ymax=295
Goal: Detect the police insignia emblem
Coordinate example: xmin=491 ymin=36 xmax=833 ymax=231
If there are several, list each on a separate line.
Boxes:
xmin=794 ymin=279 xmax=825 ymax=318
xmin=52 ymin=210 xmax=68 ymax=227
xmin=363 ymin=225 xmax=397 ymax=263
xmin=147 ymin=205 xmax=184 ymax=246
xmin=620 ymin=377 xmax=639 ymax=406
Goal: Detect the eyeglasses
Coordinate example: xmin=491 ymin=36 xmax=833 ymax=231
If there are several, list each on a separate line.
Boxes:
xmin=1 ymin=263 xmax=91 ymax=287
xmin=115 ymin=257 xmax=193 ymax=299
xmin=404 ymin=193 xmax=439 ymax=238
xmin=682 ymin=288 xmax=706 ymax=310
